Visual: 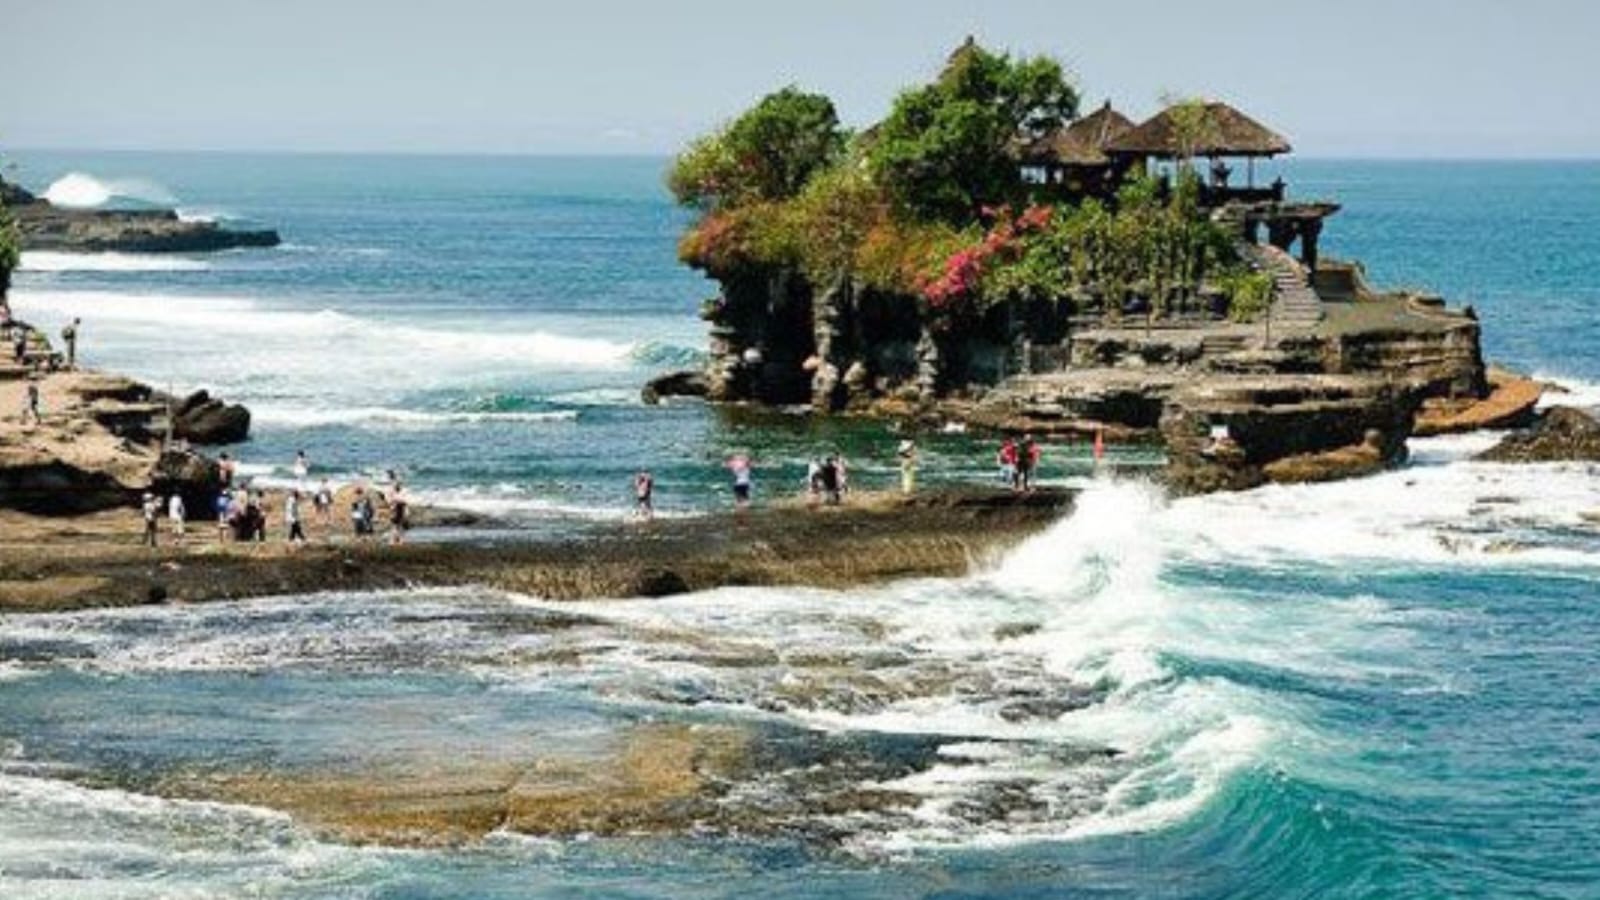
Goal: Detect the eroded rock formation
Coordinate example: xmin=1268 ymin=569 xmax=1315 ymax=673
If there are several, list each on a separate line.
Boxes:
xmin=1477 ymin=406 xmax=1600 ymax=463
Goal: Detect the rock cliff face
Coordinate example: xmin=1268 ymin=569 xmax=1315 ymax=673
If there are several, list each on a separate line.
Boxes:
xmin=1161 ymin=375 xmax=1420 ymax=494
xmin=699 ymin=267 xmax=1073 ymax=411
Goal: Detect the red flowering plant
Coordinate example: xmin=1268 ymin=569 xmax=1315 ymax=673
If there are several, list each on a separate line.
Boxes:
xmin=919 ymin=203 xmax=1055 ymax=317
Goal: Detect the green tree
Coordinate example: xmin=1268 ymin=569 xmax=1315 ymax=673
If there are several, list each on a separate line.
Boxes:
xmin=668 ymin=87 xmax=845 ymax=209
xmin=867 ymin=40 xmax=1078 ymax=223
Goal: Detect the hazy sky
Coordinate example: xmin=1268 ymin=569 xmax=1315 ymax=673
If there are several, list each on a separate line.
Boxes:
xmin=4 ymin=0 xmax=1597 ymax=157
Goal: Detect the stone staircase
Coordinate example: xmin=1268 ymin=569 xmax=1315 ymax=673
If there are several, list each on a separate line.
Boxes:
xmin=1243 ymin=242 xmax=1324 ymax=331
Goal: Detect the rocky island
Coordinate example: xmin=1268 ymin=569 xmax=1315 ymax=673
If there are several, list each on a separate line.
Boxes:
xmin=648 ymin=38 xmax=1548 ymax=493
xmin=0 ymin=175 xmax=280 ymax=253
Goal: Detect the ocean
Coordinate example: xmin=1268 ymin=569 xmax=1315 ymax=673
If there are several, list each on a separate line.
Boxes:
xmin=3 ymin=153 xmax=1600 ymax=898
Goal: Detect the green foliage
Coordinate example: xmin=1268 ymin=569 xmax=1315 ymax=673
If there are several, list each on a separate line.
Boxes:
xmin=1219 ymin=270 xmax=1274 ymax=322
xmin=0 ymin=196 xmax=17 ymax=297
xmin=952 ymin=172 xmax=1239 ymax=316
xmin=867 ymin=41 xmax=1078 ymax=223
xmin=667 ymin=86 xmax=845 ymax=209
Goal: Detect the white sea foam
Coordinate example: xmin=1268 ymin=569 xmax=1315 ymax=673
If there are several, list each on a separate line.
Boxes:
xmin=249 ymin=404 xmax=579 ymax=430
xmin=40 ymin=172 xmax=177 ymax=209
xmin=19 ymin=251 xmax=211 ymax=273
xmin=1533 ymin=371 xmax=1600 ymax=410
xmin=7 ymin=288 xmax=640 ymax=402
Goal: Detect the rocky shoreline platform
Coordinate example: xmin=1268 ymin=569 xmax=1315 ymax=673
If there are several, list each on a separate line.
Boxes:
xmin=2 ymin=177 xmax=279 ymax=253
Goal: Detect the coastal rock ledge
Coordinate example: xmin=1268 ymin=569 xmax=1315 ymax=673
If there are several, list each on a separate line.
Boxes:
xmin=2 ymin=177 xmax=280 ymax=253
xmin=1477 ymin=406 xmax=1600 ymax=463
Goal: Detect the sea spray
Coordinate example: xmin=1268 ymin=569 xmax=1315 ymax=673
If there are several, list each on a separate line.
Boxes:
xmin=40 ymin=172 xmax=178 ymax=209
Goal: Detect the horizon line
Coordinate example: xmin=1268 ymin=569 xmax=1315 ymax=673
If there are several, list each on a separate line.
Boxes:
xmin=6 ymin=145 xmax=1600 ymax=164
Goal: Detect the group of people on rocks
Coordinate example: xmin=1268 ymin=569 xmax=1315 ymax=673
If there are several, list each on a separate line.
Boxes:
xmin=5 ymin=310 xmax=81 ymax=428
xmin=996 ymin=434 xmax=1044 ymax=492
xmin=140 ymin=449 xmax=410 ymax=548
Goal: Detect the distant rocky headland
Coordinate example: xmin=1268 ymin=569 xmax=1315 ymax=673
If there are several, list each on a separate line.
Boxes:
xmin=0 ymin=176 xmax=279 ymax=253
xmin=647 ymin=38 xmax=1555 ymax=493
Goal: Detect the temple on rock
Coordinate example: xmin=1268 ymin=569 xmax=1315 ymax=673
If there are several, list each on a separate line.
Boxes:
xmin=659 ymin=39 xmax=1505 ymax=492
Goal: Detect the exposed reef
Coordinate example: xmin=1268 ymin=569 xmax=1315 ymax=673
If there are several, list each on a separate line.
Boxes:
xmin=2 ymin=177 xmax=280 ymax=253
xmin=1478 ymin=406 xmax=1600 ymax=464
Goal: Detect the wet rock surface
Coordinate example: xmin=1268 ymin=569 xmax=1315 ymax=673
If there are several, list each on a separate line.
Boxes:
xmin=1477 ymin=406 xmax=1600 ymax=463
xmin=1161 ymin=374 xmax=1419 ymax=494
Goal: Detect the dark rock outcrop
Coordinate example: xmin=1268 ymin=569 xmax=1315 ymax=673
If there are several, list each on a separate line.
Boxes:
xmin=2 ymin=177 xmax=279 ymax=254
xmin=1477 ymin=406 xmax=1600 ymax=463
xmin=1161 ymin=375 xmax=1419 ymax=494
xmin=172 ymin=390 xmax=251 ymax=444
xmin=641 ymin=369 xmax=710 ymax=405
xmin=0 ymin=459 xmax=138 ymax=516
xmin=15 ymin=204 xmax=280 ymax=253
xmin=150 ymin=449 xmax=226 ymax=515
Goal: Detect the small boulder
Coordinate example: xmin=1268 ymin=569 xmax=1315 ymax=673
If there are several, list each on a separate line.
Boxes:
xmin=172 ymin=391 xmax=251 ymax=444
xmin=641 ymin=369 xmax=710 ymax=405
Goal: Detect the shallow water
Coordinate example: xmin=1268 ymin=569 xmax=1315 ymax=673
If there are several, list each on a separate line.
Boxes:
xmin=4 ymin=155 xmax=1600 ymax=896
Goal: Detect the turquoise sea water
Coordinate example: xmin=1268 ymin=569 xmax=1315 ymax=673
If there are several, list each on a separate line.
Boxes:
xmin=3 ymin=154 xmax=1600 ymax=898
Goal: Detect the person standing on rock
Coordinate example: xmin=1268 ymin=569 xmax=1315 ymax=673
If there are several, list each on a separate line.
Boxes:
xmin=313 ymin=478 xmax=334 ymax=533
xmin=140 ymin=493 xmax=160 ymax=547
xmin=168 ymin=493 xmax=186 ymax=543
xmin=285 ymin=490 xmax=307 ymax=544
xmin=22 ymin=379 xmax=41 ymax=426
xmin=1017 ymin=434 xmax=1040 ymax=492
xmin=60 ymin=318 xmax=80 ymax=370
xmin=998 ymin=438 xmax=1018 ymax=489
xmin=388 ymin=483 xmax=409 ymax=545
xmin=897 ymin=439 xmax=919 ymax=495
xmin=214 ymin=489 xmax=232 ymax=543
xmin=633 ymin=469 xmax=655 ymax=521
xmin=727 ymin=452 xmax=754 ymax=513
xmin=292 ymin=449 xmax=310 ymax=488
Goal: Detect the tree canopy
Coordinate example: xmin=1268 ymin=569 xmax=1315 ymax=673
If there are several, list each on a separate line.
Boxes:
xmin=667 ymin=86 xmax=846 ymax=209
xmin=866 ymin=41 xmax=1079 ymax=223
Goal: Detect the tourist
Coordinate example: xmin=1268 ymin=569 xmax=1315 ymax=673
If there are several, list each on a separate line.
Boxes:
xmin=1094 ymin=426 xmax=1107 ymax=464
xmin=285 ymin=490 xmax=306 ymax=544
xmin=11 ymin=326 xmax=26 ymax=364
xmin=168 ymin=492 xmax=186 ymax=543
xmin=388 ymin=483 xmax=409 ymax=544
xmin=897 ymin=439 xmax=919 ymax=494
xmin=1018 ymin=434 xmax=1041 ymax=492
xmin=140 ymin=493 xmax=160 ymax=547
xmin=218 ymin=452 xmax=236 ymax=487
xmin=60 ymin=318 xmax=80 ymax=370
xmin=247 ymin=492 xmax=268 ymax=543
xmin=835 ymin=452 xmax=850 ymax=498
xmin=214 ymin=486 xmax=230 ymax=534
xmin=727 ymin=452 xmax=754 ymax=512
xmin=351 ymin=487 xmax=369 ymax=538
xmin=633 ymin=469 xmax=655 ymax=520
xmin=22 ymin=379 xmax=41 ymax=425
xmin=312 ymin=478 xmax=334 ymax=531
xmin=998 ymin=438 xmax=1018 ymax=488
xmin=805 ymin=458 xmax=823 ymax=507
xmin=819 ymin=455 xmax=842 ymax=505
xmin=292 ymin=449 xmax=310 ymax=488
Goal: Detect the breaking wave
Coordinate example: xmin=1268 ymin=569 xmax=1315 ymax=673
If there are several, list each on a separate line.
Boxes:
xmin=19 ymin=251 xmax=211 ymax=273
xmin=40 ymin=172 xmax=177 ymax=210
